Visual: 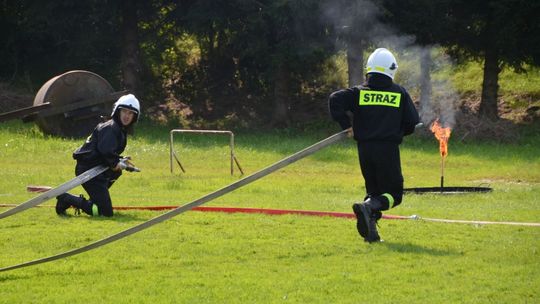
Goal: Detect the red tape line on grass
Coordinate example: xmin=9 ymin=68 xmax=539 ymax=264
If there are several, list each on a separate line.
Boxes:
xmin=195 ymin=206 xmax=411 ymax=219
xmin=0 ymin=203 xmax=408 ymax=220
xmin=2 ymin=203 xmax=540 ymax=226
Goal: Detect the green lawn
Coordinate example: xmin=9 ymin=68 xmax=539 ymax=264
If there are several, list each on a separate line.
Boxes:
xmin=0 ymin=121 xmax=539 ymax=303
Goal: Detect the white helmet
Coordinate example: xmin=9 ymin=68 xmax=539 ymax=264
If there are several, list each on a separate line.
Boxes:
xmin=112 ymin=94 xmax=140 ymax=122
xmin=366 ymin=48 xmax=398 ymax=79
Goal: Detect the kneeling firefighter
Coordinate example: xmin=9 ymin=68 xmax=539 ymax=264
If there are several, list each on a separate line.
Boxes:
xmin=328 ymin=48 xmax=420 ymax=242
xmin=55 ymin=94 xmax=141 ymax=217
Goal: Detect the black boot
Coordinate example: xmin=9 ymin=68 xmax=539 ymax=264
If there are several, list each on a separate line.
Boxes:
xmin=55 ymin=193 xmax=72 ymax=215
xmin=360 ymin=198 xmax=383 ymax=243
xmin=352 ymin=202 xmax=368 ymax=238
xmin=55 ymin=193 xmax=93 ymax=216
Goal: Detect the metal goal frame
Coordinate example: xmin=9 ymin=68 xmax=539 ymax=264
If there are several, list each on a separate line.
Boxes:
xmin=169 ymin=129 xmax=243 ymax=175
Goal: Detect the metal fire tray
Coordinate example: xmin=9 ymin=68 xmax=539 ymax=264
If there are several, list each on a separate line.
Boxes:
xmin=404 ymin=186 xmax=492 ymax=194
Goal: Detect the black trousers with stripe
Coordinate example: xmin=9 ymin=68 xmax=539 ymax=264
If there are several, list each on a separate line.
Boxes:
xmin=76 ymin=163 xmax=122 ymax=217
xmin=357 ymin=141 xmax=403 ymax=210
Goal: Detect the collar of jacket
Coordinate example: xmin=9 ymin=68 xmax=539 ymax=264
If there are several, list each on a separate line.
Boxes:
xmin=364 ymin=73 xmax=393 ymax=89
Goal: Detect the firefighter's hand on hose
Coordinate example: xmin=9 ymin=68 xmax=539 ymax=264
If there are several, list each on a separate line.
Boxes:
xmin=346 ymin=127 xmax=354 ymax=138
xmin=114 ymin=157 xmax=141 ymax=172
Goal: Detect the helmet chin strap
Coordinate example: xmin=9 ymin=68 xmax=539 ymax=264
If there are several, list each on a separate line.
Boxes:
xmin=111 ymin=94 xmax=141 ymax=122
xmin=114 ymin=106 xmax=139 ymax=124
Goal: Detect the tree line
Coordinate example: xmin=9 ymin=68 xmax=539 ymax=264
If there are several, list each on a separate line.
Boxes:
xmin=1 ymin=0 xmax=538 ymax=127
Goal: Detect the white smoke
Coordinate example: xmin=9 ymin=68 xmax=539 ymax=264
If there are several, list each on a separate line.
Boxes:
xmin=415 ymin=47 xmax=459 ymax=129
xmin=320 ymin=0 xmax=459 ymax=129
xmin=321 ymin=0 xmax=386 ymax=40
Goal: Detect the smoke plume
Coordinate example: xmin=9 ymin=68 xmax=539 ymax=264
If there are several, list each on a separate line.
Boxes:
xmin=321 ymin=0 xmax=459 ymax=129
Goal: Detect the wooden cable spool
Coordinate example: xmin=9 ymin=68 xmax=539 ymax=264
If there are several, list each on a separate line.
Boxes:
xmin=30 ymin=70 xmax=127 ymax=137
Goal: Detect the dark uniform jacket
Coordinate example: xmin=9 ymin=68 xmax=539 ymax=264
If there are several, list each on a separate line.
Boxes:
xmin=329 ymin=73 xmax=419 ymax=144
xmin=73 ymin=119 xmax=127 ymax=168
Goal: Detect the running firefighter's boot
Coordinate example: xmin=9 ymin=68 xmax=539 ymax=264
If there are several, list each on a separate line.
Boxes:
xmin=352 ymin=202 xmax=368 ymax=239
xmin=360 ymin=198 xmax=383 ymax=243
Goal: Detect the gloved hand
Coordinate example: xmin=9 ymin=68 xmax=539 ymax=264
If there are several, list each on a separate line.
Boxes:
xmin=116 ymin=159 xmax=129 ymax=170
xmin=115 ymin=157 xmax=141 ymax=172
xmin=346 ymin=127 xmax=354 ymax=138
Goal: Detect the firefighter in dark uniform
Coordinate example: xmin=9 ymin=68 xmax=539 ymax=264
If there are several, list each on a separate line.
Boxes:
xmin=328 ymin=48 xmax=419 ymax=242
xmin=55 ymin=94 xmax=141 ymax=217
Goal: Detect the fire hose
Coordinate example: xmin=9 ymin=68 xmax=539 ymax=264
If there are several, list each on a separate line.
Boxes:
xmin=0 ymin=157 xmax=139 ymax=220
xmin=2 ymin=129 xmax=538 ymax=272
xmin=0 ymin=130 xmax=349 ymax=272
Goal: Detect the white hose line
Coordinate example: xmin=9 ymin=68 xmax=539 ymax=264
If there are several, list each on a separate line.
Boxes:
xmin=414 ymin=216 xmax=540 ymax=227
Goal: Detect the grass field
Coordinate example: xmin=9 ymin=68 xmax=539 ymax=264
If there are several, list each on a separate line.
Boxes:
xmin=0 ymin=121 xmax=539 ymax=303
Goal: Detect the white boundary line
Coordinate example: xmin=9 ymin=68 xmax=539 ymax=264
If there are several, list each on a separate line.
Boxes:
xmin=417 ymin=217 xmax=540 ymax=227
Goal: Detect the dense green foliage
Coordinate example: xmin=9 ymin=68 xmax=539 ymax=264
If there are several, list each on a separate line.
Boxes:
xmin=0 ymin=1 xmax=121 ymax=86
xmin=1 ymin=0 xmax=539 ymax=126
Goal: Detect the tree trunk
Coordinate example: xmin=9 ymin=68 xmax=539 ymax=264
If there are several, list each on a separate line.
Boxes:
xmin=419 ymin=47 xmax=434 ymax=123
xmin=120 ymin=0 xmax=141 ymax=95
xmin=347 ymin=40 xmax=365 ymax=86
xmin=479 ymin=46 xmax=501 ymax=120
xmin=272 ymin=63 xmax=290 ymax=127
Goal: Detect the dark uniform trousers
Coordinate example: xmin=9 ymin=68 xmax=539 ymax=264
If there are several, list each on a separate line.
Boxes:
xmin=357 ymin=141 xmax=403 ymax=210
xmin=76 ymin=163 xmax=122 ymax=217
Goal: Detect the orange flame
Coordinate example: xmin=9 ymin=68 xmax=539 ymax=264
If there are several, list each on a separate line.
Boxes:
xmin=430 ymin=120 xmax=451 ymax=157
